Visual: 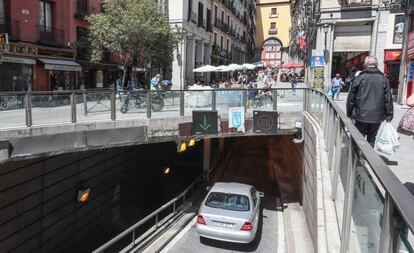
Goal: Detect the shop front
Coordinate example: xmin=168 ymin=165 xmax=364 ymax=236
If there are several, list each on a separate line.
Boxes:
xmin=36 ymin=58 xmax=81 ymax=91
xmin=384 ymin=50 xmax=402 ymax=95
xmin=0 ymin=55 xmax=35 ymax=91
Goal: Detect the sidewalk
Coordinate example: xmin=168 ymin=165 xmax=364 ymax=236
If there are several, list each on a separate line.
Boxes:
xmin=335 ymin=92 xmax=414 ymax=192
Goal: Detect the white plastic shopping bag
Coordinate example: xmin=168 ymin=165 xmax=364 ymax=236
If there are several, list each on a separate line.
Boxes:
xmin=375 ymin=123 xmax=400 ymax=155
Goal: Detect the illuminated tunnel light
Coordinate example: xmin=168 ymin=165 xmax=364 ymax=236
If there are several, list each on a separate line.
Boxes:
xmin=179 ymin=142 xmax=187 ymax=152
xmin=188 ymin=139 xmax=196 ymax=147
xmin=77 ymin=188 xmax=91 ymax=203
xmin=163 ymin=166 xmax=171 ymax=174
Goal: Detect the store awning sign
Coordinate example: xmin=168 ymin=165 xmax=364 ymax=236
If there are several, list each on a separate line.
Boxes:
xmin=2 ymin=56 xmax=36 ymax=65
xmin=38 ymin=58 xmax=81 ymax=72
xmin=384 ymin=50 xmax=401 ymax=62
xmin=407 ymin=31 xmax=414 ymax=60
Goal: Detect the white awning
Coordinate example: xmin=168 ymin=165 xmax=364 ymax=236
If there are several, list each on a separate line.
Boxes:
xmin=38 ymin=58 xmax=82 ymax=72
xmin=2 ymin=56 xmax=36 ymax=65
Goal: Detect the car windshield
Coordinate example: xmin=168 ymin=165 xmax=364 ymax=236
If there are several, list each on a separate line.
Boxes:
xmin=205 ymin=192 xmax=250 ymax=211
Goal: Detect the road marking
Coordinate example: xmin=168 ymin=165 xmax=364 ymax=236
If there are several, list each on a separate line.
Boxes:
xmin=159 ymin=216 xmax=196 ymax=253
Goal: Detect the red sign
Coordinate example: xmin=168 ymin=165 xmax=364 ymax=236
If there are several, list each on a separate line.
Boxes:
xmin=407 ymin=31 xmax=414 ymax=60
xmin=384 ymin=50 xmax=402 ymax=61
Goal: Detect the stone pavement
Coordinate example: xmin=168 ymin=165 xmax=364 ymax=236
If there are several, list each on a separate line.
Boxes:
xmin=335 ymin=92 xmax=414 ymax=193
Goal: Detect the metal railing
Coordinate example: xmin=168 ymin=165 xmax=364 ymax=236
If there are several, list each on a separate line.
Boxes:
xmin=37 ymin=26 xmax=65 ymax=47
xmin=341 ymin=0 xmax=372 ymax=6
xmin=92 ymin=175 xmax=203 ymax=253
xmin=306 ymin=89 xmax=414 ymax=252
xmin=0 ymin=88 xmax=305 ymax=129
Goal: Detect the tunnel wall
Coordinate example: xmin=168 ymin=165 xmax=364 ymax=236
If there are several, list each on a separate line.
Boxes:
xmin=0 ymin=142 xmax=202 ymax=253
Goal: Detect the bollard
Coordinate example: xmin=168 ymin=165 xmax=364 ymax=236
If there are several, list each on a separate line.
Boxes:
xmin=146 ymin=92 xmax=151 ymax=118
xmin=25 ymin=92 xmax=32 ymax=127
xmin=71 ymin=92 xmax=77 ymax=123
xmin=110 ymin=90 xmax=116 ymax=121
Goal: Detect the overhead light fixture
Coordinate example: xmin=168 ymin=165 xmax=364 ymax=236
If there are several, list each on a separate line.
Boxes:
xmin=178 ymin=142 xmax=187 ymax=152
xmin=188 ymin=139 xmax=196 ymax=147
xmin=163 ymin=166 xmax=171 ymax=174
xmin=77 ymin=188 xmax=91 ymax=203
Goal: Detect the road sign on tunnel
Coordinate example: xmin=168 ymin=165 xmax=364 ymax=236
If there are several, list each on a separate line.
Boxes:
xmin=192 ymin=111 xmax=218 ymax=135
xmin=253 ymin=111 xmax=278 ymax=134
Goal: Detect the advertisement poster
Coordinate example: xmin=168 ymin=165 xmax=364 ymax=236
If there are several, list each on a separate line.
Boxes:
xmin=393 ymin=15 xmax=405 ymax=44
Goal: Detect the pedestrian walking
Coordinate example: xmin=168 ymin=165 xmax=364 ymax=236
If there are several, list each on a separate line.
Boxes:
xmin=291 ymin=74 xmax=297 ymax=93
xmin=331 ymin=73 xmax=344 ymax=100
xmin=346 ymin=56 xmax=394 ymax=147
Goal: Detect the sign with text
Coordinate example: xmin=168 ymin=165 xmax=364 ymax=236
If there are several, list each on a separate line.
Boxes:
xmin=253 ymin=111 xmax=278 ymax=134
xmin=228 ymin=107 xmax=245 ymax=132
xmin=311 ymin=55 xmax=325 ymax=67
xmin=192 ymin=111 xmax=218 ymax=135
xmin=407 ymin=31 xmax=414 ymax=60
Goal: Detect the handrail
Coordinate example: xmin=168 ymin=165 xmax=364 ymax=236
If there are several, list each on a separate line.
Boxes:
xmin=310 ymin=89 xmax=414 ymax=234
xmin=92 ymin=175 xmax=203 ymax=253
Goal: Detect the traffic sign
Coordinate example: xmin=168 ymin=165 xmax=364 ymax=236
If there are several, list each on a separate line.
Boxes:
xmin=192 ymin=111 xmax=218 ymax=135
xmin=253 ymin=111 xmax=278 ymax=134
xmin=228 ymin=107 xmax=245 ymax=132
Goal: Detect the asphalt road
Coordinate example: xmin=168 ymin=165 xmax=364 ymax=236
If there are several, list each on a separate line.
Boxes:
xmin=161 ymin=137 xmax=313 ymax=253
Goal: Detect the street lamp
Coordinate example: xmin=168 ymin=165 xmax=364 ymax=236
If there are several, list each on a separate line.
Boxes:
xmin=323 ymin=24 xmax=329 ymax=63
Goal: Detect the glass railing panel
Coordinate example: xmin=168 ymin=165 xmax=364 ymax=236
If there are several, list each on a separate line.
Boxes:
xmin=31 ymin=93 xmax=71 ymax=125
xmin=0 ymin=94 xmax=26 ymax=128
xmin=278 ymin=89 xmax=303 ymax=129
xmin=77 ymin=91 xmax=112 ymax=122
xmin=348 ymin=152 xmax=385 ymax=253
xmin=184 ymin=90 xmax=213 ymax=116
xmin=216 ymin=89 xmax=244 ymax=118
xmin=335 ymin=127 xmax=350 ymax=236
xmin=395 ymin=230 xmax=414 ymax=253
xmin=116 ymin=90 xmax=147 ymax=119
xmin=150 ymin=90 xmax=181 ymax=118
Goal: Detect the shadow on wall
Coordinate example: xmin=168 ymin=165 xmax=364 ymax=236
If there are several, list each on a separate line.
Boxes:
xmin=0 ymin=141 xmax=203 ymax=253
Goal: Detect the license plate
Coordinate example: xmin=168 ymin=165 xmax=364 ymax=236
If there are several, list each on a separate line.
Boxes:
xmin=213 ymin=221 xmax=234 ymax=229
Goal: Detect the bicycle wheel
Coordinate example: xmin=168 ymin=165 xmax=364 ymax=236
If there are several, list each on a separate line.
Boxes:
xmin=120 ymin=101 xmax=130 ymax=113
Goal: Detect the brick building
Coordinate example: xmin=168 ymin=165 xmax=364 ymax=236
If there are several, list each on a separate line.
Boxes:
xmin=0 ymin=0 xmax=123 ymax=91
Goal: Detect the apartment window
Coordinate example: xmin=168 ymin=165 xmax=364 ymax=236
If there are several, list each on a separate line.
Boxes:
xmin=270 ymin=22 xmax=276 ymax=29
xmin=0 ymin=0 xmax=4 ymax=24
xmin=39 ymin=0 xmax=53 ymax=31
xmin=226 ymin=38 xmax=229 ymax=52
xmin=271 ymin=8 xmax=277 ymax=16
xmin=214 ymin=5 xmax=217 ymax=23
xmin=214 ymin=33 xmax=217 ymax=45
xmin=220 ymin=36 xmax=223 ymax=49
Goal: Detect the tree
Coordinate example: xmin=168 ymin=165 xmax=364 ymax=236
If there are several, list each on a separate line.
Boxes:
xmin=87 ymin=0 xmax=181 ymax=84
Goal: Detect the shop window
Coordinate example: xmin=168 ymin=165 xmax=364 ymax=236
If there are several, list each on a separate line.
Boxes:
xmin=270 ymin=22 xmax=276 ymax=29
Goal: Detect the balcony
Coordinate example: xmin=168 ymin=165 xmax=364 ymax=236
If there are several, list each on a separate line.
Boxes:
xmin=37 ymin=26 xmax=65 ymax=47
xmin=0 ymin=20 xmax=21 ymax=41
xmin=269 ymin=13 xmax=278 ymax=18
xmin=268 ymin=28 xmax=278 ymax=35
xmin=341 ymin=0 xmax=372 ymax=7
xmin=75 ymin=0 xmax=89 ymax=19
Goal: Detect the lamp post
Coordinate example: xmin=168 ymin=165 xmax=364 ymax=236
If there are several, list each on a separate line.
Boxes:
xmin=323 ymin=24 xmax=329 ymax=63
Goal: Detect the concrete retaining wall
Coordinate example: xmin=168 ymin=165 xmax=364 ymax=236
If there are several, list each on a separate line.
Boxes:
xmin=0 ymin=142 xmax=203 ymax=253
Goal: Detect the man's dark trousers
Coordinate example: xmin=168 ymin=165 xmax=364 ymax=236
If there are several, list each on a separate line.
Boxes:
xmin=355 ymin=121 xmax=381 ymax=147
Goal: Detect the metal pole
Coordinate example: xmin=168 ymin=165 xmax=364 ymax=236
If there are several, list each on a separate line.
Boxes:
xmin=25 ymin=92 xmax=32 ymax=127
xmin=110 ymin=90 xmax=116 ymax=121
xmin=146 ymin=92 xmax=152 ymax=118
xmin=212 ymin=90 xmax=216 ymax=111
xmin=378 ymin=193 xmax=395 ymax=253
xmin=83 ymin=91 xmax=87 ymax=116
xmin=71 ymin=92 xmax=76 ymax=123
xmin=272 ymin=89 xmax=278 ymax=111
xmin=132 ymin=230 xmax=136 ymax=246
xmin=242 ymin=89 xmax=247 ymax=112
xmin=155 ymin=214 xmax=158 ymax=228
xmin=331 ymin=124 xmax=343 ymax=200
xmin=180 ymin=91 xmax=184 ymax=116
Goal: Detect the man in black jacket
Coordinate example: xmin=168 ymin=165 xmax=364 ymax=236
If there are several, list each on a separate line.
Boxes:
xmin=346 ymin=56 xmax=394 ymax=147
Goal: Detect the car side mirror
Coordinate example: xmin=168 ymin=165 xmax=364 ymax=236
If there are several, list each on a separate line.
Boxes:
xmin=206 ymin=186 xmax=212 ymax=191
xmin=258 ymin=192 xmax=264 ymax=198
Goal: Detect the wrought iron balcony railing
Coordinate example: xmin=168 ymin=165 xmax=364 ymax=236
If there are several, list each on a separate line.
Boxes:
xmin=37 ymin=26 xmax=65 ymax=47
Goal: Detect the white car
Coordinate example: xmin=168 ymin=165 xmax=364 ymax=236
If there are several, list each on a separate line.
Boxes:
xmin=196 ymin=182 xmax=264 ymax=244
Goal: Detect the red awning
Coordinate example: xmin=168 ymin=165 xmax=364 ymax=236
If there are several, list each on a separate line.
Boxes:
xmin=281 ymin=63 xmax=304 ymax=68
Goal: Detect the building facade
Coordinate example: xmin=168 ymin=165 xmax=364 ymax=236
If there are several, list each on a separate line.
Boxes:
xmin=0 ymin=0 xmax=82 ymax=91
xmin=255 ymin=0 xmax=291 ymax=67
xmin=211 ymin=0 xmax=257 ymax=67
xmin=168 ymin=0 xmax=214 ymax=89
xmin=291 ymin=0 xmax=407 ymax=93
